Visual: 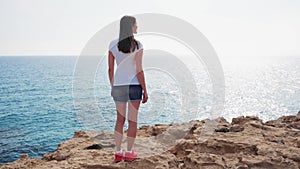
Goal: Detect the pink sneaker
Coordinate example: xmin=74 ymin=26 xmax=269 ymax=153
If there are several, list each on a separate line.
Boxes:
xmin=124 ymin=150 xmax=138 ymax=162
xmin=114 ymin=151 xmax=124 ymax=163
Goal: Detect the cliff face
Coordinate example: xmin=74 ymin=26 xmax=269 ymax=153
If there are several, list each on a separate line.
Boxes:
xmin=1 ymin=111 xmax=300 ymax=169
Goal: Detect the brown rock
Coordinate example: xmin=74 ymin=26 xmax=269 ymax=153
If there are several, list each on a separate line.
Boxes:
xmin=232 ymin=116 xmax=262 ymax=126
xmin=265 ymin=112 xmax=300 ymax=130
xmin=229 ymin=125 xmax=244 ymax=132
xmin=288 ymin=121 xmax=300 ymax=130
xmin=73 ymin=130 xmax=90 ymax=138
xmin=152 ymin=125 xmax=169 ymax=136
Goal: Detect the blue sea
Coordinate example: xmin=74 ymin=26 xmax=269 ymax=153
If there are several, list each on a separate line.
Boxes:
xmin=0 ymin=55 xmax=299 ymax=164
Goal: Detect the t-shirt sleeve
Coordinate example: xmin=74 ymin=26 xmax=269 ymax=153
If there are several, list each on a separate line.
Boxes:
xmin=108 ymin=40 xmax=116 ymax=52
xmin=137 ymin=41 xmax=143 ymax=51
xmin=108 ymin=39 xmax=119 ymax=58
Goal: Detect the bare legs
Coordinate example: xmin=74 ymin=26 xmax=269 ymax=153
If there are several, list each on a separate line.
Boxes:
xmin=114 ymin=101 xmax=140 ymax=152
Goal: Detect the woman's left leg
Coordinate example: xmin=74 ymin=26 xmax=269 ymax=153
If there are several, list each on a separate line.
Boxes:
xmin=114 ymin=102 xmax=127 ymax=152
xmin=127 ymin=101 xmax=140 ymax=151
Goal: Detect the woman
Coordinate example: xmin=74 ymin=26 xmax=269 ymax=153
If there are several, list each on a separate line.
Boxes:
xmin=108 ymin=15 xmax=148 ymax=163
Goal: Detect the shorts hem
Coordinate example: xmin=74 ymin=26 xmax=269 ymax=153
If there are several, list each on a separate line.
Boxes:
xmin=128 ymin=99 xmax=142 ymax=102
xmin=113 ymin=99 xmax=142 ymax=103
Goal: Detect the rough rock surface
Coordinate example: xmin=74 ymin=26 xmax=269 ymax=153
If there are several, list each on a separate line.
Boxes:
xmin=1 ymin=111 xmax=300 ymax=169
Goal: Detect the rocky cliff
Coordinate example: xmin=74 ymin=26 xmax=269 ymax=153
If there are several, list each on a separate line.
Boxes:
xmin=1 ymin=111 xmax=300 ymax=169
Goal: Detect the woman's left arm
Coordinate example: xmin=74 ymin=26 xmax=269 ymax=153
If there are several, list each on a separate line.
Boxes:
xmin=108 ymin=51 xmax=115 ymax=95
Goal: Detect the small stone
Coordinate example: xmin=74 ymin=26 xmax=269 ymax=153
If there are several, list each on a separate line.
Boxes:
xmin=215 ymin=127 xmax=230 ymax=132
xmin=84 ymin=144 xmax=103 ymax=150
xmin=73 ymin=130 xmax=89 ymax=138
xmin=20 ymin=154 xmax=29 ymax=160
xmin=270 ymin=139 xmax=285 ymax=144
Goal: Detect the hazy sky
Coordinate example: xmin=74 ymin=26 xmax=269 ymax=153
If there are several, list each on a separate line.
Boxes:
xmin=0 ymin=0 xmax=299 ymax=57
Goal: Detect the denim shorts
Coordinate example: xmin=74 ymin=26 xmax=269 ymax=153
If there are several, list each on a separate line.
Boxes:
xmin=112 ymin=84 xmax=142 ymax=102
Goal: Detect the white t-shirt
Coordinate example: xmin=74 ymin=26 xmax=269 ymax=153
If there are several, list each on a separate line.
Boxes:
xmin=109 ymin=38 xmax=143 ymax=86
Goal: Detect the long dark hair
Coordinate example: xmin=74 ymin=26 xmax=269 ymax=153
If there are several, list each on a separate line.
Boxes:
xmin=118 ymin=16 xmax=139 ymax=53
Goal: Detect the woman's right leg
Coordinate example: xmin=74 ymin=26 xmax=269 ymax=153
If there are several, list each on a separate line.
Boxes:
xmin=127 ymin=101 xmax=140 ymax=151
xmin=114 ymin=101 xmax=127 ymax=151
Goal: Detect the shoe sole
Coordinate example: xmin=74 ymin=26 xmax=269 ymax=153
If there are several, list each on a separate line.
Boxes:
xmin=124 ymin=157 xmax=139 ymax=162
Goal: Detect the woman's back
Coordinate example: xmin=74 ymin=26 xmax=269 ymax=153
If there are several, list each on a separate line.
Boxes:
xmin=109 ymin=38 xmax=143 ymax=86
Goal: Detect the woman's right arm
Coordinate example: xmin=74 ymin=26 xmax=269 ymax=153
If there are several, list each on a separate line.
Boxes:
xmin=135 ymin=49 xmax=148 ymax=103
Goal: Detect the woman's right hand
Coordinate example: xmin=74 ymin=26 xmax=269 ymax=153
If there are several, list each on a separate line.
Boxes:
xmin=142 ymin=90 xmax=148 ymax=104
xmin=110 ymin=87 xmax=113 ymax=97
